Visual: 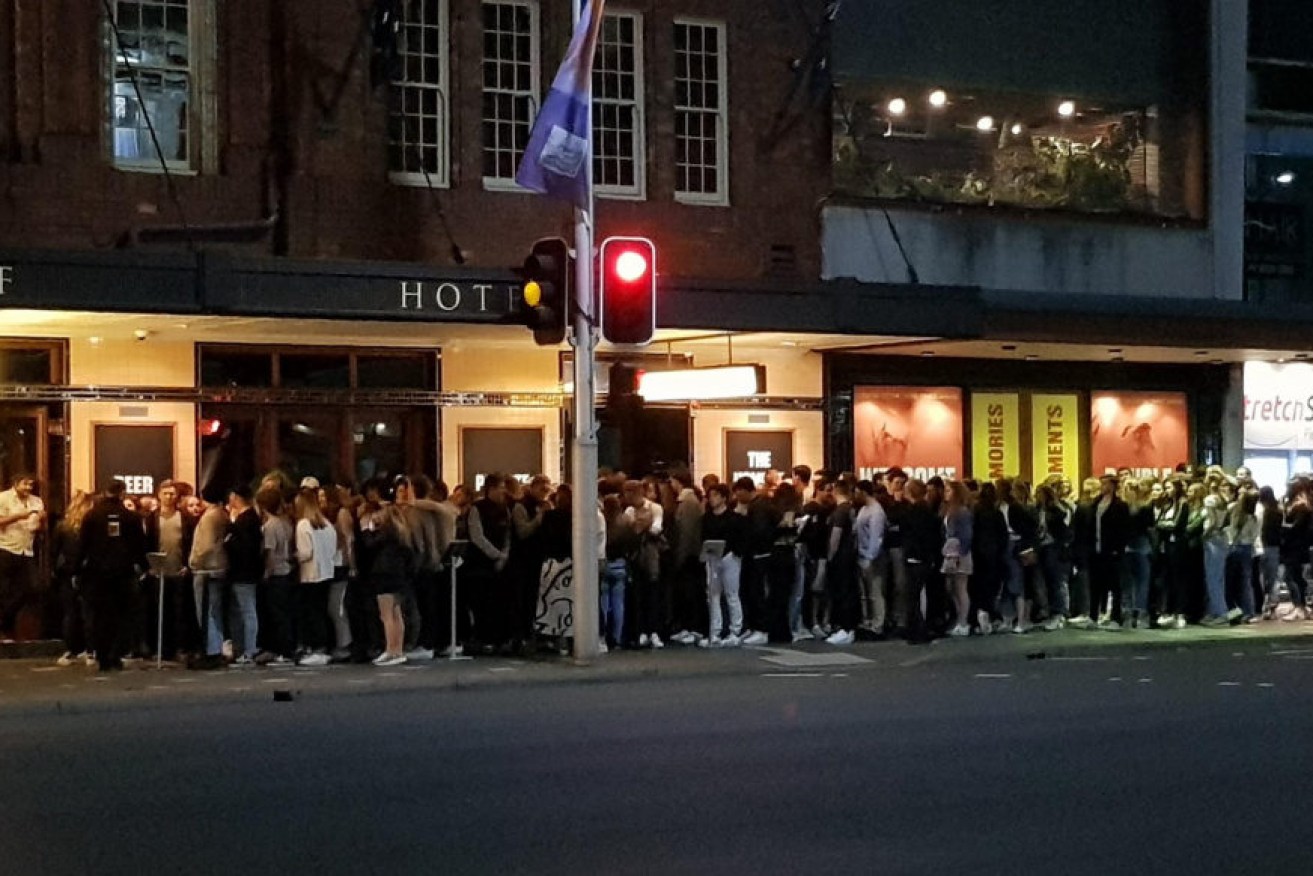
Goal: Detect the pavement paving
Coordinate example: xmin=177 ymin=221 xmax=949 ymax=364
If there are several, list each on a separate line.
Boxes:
xmin=2 ymin=620 xmax=1312 ymax=714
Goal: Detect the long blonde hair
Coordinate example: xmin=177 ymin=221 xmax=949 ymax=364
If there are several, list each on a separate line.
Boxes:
xmin=295 ymin=492 xmax=327 ymax=529
xmin=64 ymin=490 xmax=94 ymax=531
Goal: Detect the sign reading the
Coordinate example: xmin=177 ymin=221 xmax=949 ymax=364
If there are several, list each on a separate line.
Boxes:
xmin=1031 ymin=394 xmax=1081 ymax=481
xmin=725 ymin=430 xmax=794 ymax=486
xmin=971 ymin=392 xmax=1019 ymax=481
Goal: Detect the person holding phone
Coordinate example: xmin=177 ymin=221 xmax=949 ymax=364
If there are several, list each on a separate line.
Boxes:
xmin=0 ymin=473 xmax=46 ymax=640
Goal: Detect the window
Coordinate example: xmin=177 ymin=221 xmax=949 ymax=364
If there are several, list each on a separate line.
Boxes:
xmin=390 ymin=0 xmax=450 ymax=187
xmin=105 ymin=0 xmax=215 ymax=171
xmin=674 ymin=20 xmax=728 ymax=205
xmin=593 ymin=11 xmax=645 ymax=198
xmin=481 ymin=2 xmax=540 ymax=188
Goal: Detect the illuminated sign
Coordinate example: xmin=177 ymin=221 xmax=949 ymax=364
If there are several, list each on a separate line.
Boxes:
xmin=725 ymin=430 xmax=793 ymax=486
xmin=1031 ymin=394 xmax=1081 ymax=480
xmin=1090 ymin=392 xmax=1189 ymax=479
xmin=971 ymin=392 xmax=1019 ymax=481
xmin=1244 ymin=361 xmax=1313 ymax=450
xmin=853 ymin=386 xmax=963 ymax=481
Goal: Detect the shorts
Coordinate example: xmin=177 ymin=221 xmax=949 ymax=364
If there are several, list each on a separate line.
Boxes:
xmin=941 ymin=554 xmax=974 ymax=576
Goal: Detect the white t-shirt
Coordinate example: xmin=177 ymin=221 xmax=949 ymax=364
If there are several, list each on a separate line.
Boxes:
xmin=0 ymin=489 xmax=44 ymax=557
xmin=295 ymin=518 xmax=338 ymax=584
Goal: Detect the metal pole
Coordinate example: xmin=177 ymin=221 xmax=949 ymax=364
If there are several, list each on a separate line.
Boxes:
xmin=570 ymin=0 xmax=600 ymax=661
xmin=448 ymin=550 xmax=470 ymax=661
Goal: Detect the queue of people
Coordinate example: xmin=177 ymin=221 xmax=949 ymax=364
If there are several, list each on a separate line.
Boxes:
xmin=3 ymin=460 xmax=1311 ymax=673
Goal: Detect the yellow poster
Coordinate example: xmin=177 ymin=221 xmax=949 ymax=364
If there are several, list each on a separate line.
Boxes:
xmin=1032 ymin=394 xmax=1082 ymax=481
xmin=971 ymin=393 xmax=1020 ymax=481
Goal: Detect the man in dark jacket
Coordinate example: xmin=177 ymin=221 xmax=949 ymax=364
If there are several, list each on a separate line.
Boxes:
xmin=1091 ymin=475 xmax=1131 ymax=628
xmin=735 ymin=477 xmax=781 ymax=646
xmin=79 ymin=481 xmax=147 ymax=671
xmin=226 ymin=485 xmax=263 ymax=664
xmin=902 ymin=480 xmax=944 ymax=642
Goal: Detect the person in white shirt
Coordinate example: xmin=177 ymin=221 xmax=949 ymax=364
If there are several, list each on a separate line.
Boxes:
xmin=853 ymin=480 xmax=888 ymax=635
xmin=0 ymin=474 xmax=46 ymax=639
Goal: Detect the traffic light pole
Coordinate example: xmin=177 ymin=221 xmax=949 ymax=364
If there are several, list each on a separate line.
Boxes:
xmin=570 ymin=0 xmax=600 ymax=662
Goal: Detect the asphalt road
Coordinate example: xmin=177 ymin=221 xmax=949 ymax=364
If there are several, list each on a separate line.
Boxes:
xmin=2 ymin=647 xmax=1311 ymax=875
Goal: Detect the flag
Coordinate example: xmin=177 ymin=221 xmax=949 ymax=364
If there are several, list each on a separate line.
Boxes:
xmin=516 ymin=0 xmax=607 ymax=207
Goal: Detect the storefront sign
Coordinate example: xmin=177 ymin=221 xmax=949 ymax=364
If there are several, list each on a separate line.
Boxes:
xmin=1244 ymin=361 xmax=1313 ymax=450
xmin=1090 ymin=392 xmax=1189 ymax=479
xmin=853 ymin=386 xmax=963 ymax=481
xmin=725 ymin=430 xmax=793 ymax=486
xmin=1031 ymin=394 xmax=1081 ymax=480
xmin=94 ymin=424 xmax=174 ymax=495
xmin=970 ymin=393 xmax=1019 ymax=481
xmin=461 ymin=427 xmax=543 ymax=492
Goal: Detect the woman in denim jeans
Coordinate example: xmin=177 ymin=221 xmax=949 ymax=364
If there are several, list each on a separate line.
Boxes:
xmin=1226 ymin=492 xmax=1260 ymax=623
xmin=1200 ymin=493 xmax=1231 ymax=626
xmin=600 ymin=495 xmax=633 ymax=648
xmin=1258 ymin=486 xmax=1283 ymax=618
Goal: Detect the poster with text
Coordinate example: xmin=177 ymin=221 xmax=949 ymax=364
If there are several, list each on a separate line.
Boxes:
xmin=853 ymin=386 xmax=964 ymax=481
xmin=1031 ymin=394 xmax=1082 ymax=481
xmin=971 ymin=393 xmax=1020 ymax=481
xmin=1090 ymin=392 xmax=1189 ymax=479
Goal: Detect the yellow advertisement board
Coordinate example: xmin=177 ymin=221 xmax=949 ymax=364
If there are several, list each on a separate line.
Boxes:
xmin=971 ymin=393 xmax=1020 ymax=481
xmin=1032 ymin=394 xmax=1082 ymax=481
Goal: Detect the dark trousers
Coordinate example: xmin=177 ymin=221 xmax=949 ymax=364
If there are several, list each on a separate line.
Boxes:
xmin=1091 ymin=553 xmax=1123 ymax=622
xmin=59 ymin=575 xmax=88 ymax=654
xmin=741 ymin=554 xmax=770 ymax=633
xmin=904 ymin=560 xmax=929 ymax=639
xmin=86 ymin=575 xmax=132 ymax=668
xmin=0 ymin=550 xmax=35 ymax=635
xmin=671 ymin=558 xmax=707 ymax=635
xmin=765 ymin=548 xmax=795 ymax=641
xmin=414 ymin=568 xmax=441 ymax=650
xmin=828 ymin=557 xmax=861 ymax=632
xmin=630 ymin=566 xmax=664 ymax=638
xmin=260 ymin=574 xmax=295 ymax=657
xmin=344 ymin=576 xmax=378 ymax=659
xmin=295 ymin=581 xmax=330 ymax=652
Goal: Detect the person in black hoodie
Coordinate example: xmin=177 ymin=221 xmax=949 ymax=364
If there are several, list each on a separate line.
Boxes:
xmin=1002 ymin=480 xmax=1042 ymax=633
xmin=901 ymin=480 xmax=943 ymax=642
xmin=1091 ymin=475 xmax=1131 ymax=629
xmin=226 ymin=485 xmax=263 ymax=664
xmin=734 ymin=477 xmax=782 ymax=646
xmin=53 ymin=491 xmax=94 ymax=665
xmin=1278 ymin=479 xmax=1312 ymax=618
xmin=78 ymin=481 xmax=147 ymax=671
xmin=466 ymin=474 xmax=512 ymax=652
xmin=971 ymin=483 xmax=1008 ymax=633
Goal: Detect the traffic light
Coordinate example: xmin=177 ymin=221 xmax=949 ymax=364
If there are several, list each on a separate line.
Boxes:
xmin=600 ymin=236 xmax=656 ymax=346
xmin=518 ymin=237 xmax=571 ymax=346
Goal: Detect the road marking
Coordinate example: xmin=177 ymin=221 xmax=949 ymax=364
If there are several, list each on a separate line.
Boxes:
xmin=172 ymin=677 xmax=198 ymax=684
xmin=1132 ymin=655 xmax=1152 ymax=661
xmin=347 ymin=679 xmax=371 ymax=685
xmin=974 ymin=673 xmax=1012 ymax=679
xmin=1258 ymin=682 xmax=1276 ymax=688
xmin=1108 ymin=677 xmax=1123 ymax=682
xmin=830 ymin=673 xmax=849 ymax=678
xmin=759 ymin=648 xmax=873 ymax=668
xmin=262 ymin=678 xmax=290 ymax=684
xmin=30 ymin=666 xmax=62 ymax=673
xmin=1048 ymin=656 xmax=1110 ymax=662
xmin=762 ymin=672 xmax=824 ymax=678
xmin=1218 ymin=681 xmax=1242 ymax=687
xmin=488 ymin=667 xmax=516 ymax=673
xmin=1138 ymin=678 xmax=1153 ymax=684
xmin=1279 ymin=654 xmax=1313 ymax=660
xmin=377 ymin=672 xmax=403 ymax=678
xmin=1271 ymin=648 xmax=1313 ymax=656
xmin=147 ymin=685 xmax=169 ymax=691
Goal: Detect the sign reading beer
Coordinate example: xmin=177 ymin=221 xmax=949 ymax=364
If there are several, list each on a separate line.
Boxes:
xmin=93 ymin=424 xmax=174 ymax=495
xmin=725 ymin=430 xmax=793 ymax=486
xmin=1031 ymin=394 xmax=1081 ymax=480
xmin=461 ymin=427 xmax=543 ymax=492
xmin=1244 ymin=361 xmax=1313 ymax=451
xmin=1090 ymin=392 xmax=1189 ymax=479
xmin=853 ymin=386 xmax=964 ymax=481
xmin=971 ymin=393 xmax=1019 ymax=481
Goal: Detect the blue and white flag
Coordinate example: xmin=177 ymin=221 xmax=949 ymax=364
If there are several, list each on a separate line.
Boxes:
xmin=516 ymin=0 xmax=606 ymax=207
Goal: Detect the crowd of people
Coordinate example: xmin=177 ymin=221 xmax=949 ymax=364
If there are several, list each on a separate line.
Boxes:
xmin=1 ymin=460 xmax=1311 ymax=672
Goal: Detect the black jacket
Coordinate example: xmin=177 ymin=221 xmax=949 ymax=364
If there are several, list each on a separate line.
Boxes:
xmin=1005 ymin=503 xmax=1040 ymax=556
xmin=226 ymin=507 xmax=264 ymax=583
xmin=903 ymin=501 xmax=942 ymax=565
xmin=1092 ymin=496 xmax=1131 ymax=556
xmin=78 ymin=497 xmax=147 ymax=581
xmin=702 ymin=507 xmax=748 ymax=559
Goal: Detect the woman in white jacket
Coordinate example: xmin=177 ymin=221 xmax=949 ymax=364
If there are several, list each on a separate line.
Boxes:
xmin=294 ymin=492 xmax=338 ymax=666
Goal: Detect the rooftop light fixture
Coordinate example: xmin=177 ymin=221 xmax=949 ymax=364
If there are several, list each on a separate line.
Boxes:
xmin=1058 ymin=100 xmax=1076 ymax=118
xmin=928 ymin=89 xmax=947 ymax=108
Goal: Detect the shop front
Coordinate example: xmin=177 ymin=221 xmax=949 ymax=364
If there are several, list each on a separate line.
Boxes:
xmin=1242 ymin=360 xmax=1313 ymax=487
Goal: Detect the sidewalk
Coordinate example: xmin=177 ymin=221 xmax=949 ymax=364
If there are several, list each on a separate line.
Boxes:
xmin=1 ymin=621 xmax=1311 ymax=715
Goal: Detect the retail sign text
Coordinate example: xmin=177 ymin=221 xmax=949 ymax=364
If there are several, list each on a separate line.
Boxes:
xmin=1031 ymin=394 xmax=1081 ymax=480
xmin=1243 ymin=361 xmax=1313 ymax=450
xmin=0 ymin=264 xmax=12 ymax=297
xmin=971 ymin=393 xmax=1019 ymax=481
xmin=397 ymin=280 xmax=517 ymax=315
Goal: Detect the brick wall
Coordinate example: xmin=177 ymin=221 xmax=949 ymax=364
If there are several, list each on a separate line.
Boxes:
xmin=0 ymin=0 xmax=829 ymax=283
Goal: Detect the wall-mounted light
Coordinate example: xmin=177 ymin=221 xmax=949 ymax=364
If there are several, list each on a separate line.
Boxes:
xmin=1275 ymin=171 xmax=1296 ymax=185
xmin=976 ymin=115 xmax=995 ymax=132
xmin=928 ymin=89 xmax=947 ymax=108
xmin=887 ymin=97 xmax=907 ymax=116
xmin=1058 ymin=100 xmax=1076 ymax=118
xmin=1010 ymin=123 xmax=1024 ymax=136
xmin=637 ymin=365 xmax=766 ymax=402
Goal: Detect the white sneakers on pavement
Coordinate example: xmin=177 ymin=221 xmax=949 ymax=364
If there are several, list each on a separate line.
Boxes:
xmin=741 ymin=630 xmax=769 ymax=646
xmin=826 ymin=629 xmax=855 ymax=646
xmin=298 ymin=652 xmax=331 ymax=667
xmin=372 ymin=652 xmax=407 ymax=667
xmin=403 ymin=647 xmax=435 ymax=661
xmin=649 ymin=633 xmax=665 ymax=649
xmin=948 ymin=624 xmax=970 ymax=638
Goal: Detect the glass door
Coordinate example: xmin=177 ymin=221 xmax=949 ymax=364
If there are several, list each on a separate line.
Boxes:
xmin=0 ymin=405 xmax=48 ymax=496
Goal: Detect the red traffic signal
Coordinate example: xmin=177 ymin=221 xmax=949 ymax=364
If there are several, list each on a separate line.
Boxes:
xmin=600 ymin=236 xmax=656 ymax=346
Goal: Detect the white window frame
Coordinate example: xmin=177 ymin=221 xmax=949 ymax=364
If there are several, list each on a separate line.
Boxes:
xmin=593 ymin=10 xmax=646 ymax=200
xmin=481 ymin=0 xmax=541 ymax=191
xmin=389 ymin=0 xmax=451 ymax=189
xmin=104 ymin=0 xmax=218 ymax=174
xmin=673 ymin=18 xmax=729 ymax=206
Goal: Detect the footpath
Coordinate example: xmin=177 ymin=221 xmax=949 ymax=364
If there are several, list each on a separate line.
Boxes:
xmin=1 ymin=622 xmax=1311 ymax=716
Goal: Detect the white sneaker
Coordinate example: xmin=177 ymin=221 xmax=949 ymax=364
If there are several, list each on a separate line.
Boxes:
xmin=811 ymin=625 xmax=827 ymax=640
xmin=372 ymin=652 xmax=407 ymax=667
xmin=221 ymin=639 xmax=234 ymax=660
xmin=1155 ymin=614 xmax=1177 ymax=628
xmin=1042 ymin=617 xmax=1065 ymax=632
xmin=742 ymin=631 xmax=769 ymax=646
xmin=85 ymin=652 xmax=98 ymax=667
xmin=403 ymin=647 xmax=435 ymax=661
xmin=1225 ymin=607 xmax=1243 ymax=623
xmin=1066 ymin=614 xmax=1093 ymax=630
xmin=649 ymin=633 xmax=664 ymax=650
xmin=440 ymin=645 xmax=464 ymax=657
xmin=1012 ymin=623 xmax=1030 ymax=635
xmin=638 ymin=633 xmax=650 ymax=648
xmin=1097 ymin=618 xmax=1121 ymax=631
xmin=722 ymin=633 xmax=742 ymax=648
xmin=791 ymin=630 xmax=812 ymax=644
xmin=298 ymin=652 xmax=331 ymax=667
xmin=948 ymin=624 xmax=970 ymax=638
xmin=699 ymin=636 xmax=721 ymax=649
xmin=269 ymin=655 xmax=294 ymax=667
xmin=597 ymin=641 xmax=609 ymax=654
xmin=56 ymin=652 xmax=76 ymax=667
xmin=826 ymin=629 xmax=855 ymax=646
xmin=1173 ymin=616 xmax=1187 ymax=629
xmin=670 ymin=630 xmax=695 ymax=645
